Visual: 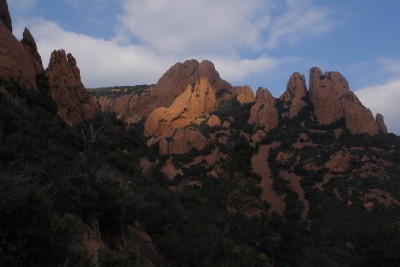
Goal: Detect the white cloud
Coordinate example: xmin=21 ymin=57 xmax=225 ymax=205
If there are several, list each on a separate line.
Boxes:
xmin=266 ymin=0 xmax=336 ymax=48
xmin=356 ymin=80 xmax=400 ymax=135
xmin=14 ymin=0 xmax=337 ymax=90
xmin=377 ymin=58 xmax=400 ymax=77
xmin=28 ymin=18 xmax=172 ymax=87
xmin=119 ymin=0 xmax=271 ymax=55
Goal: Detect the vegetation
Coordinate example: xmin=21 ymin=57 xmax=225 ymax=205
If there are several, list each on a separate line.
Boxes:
xmin=1 ymin=78 xmax=400 ymax=266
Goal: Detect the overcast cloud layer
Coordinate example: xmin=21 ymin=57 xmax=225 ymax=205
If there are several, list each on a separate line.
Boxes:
xmin=8 ymin=0 xmax=400 ymax=134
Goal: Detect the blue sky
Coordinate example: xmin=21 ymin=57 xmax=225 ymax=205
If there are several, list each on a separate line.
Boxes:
xmin=8 ymin=0 xmax=400 ymax=134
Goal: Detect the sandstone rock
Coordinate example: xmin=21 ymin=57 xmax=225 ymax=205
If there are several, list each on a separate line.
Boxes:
xmin=363 ymin=202 xmax=375 ymax=212
xmin=325 ymin=150 xmax=352 ymax=173
xmin=46 ymin=50 xmax=97 ymax=125
xmin=233 ymin=86 xmax=255 ymax=104
xmin=281 ymin=72 xmax=307 ymax=118
xmin=340 ymin=92 xmax=378 ymax=135
xmin=207 ymin=115 xmax=221 ymax=127
xmin=0 ymin=0 xmax=12 ymax=32
xmin=248 ymin=87 xmax=278 ymax=132
xmin=276 ymin=151 xmax=293 ymax=164
xmin=309 ymin=67 xmax=348 ymax=125
xmin=0 ymin=22 xmax=38 ymax=90
xmin=21 ymin=28 xmax=44 ymax=74
xmin=145 ymin=77 xmax=217 ymax=136
xmin=222 ymin=121 xmax=231 ymax=129
xmin=150 ymin=59 xmax=231 ymax=109
xmin=159 ymin=128 xmax=207 ymax=155
xmin=376 ymin=113 xmax=388 ymax=134
xmin=161 ymin=158 xmax=183 ymax=180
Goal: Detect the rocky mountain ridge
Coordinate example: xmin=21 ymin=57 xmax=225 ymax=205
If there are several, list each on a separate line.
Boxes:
xmin=0 ymin=0 xmax=97 ymax=125
xmin=1 ymin=0 xmax=400 ymax=266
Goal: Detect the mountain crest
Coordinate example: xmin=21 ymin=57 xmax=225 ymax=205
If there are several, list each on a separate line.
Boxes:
xmin=0 ymin=0 xmax=12 ymax=32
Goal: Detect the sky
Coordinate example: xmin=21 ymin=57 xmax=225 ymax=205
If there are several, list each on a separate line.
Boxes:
xmin=8 ymin=0 xmax=400 ymax=134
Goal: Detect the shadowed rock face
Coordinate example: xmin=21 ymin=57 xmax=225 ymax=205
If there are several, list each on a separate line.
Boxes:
xmin=0 ymin=0 xmax=12 ymax=32
xmin=0 ymin=21 xmax=38 ymax=90
xmin=309 ymin=67 xmax=348 ymax=125
xmin=46 ymin=50 xmax=97 ymax=125
xmin=21 ymin=28 xmax=45 ymax=74
xmin=248 ymin=87 xmax=278 ymax=132
xmin=308 ymin=67 xmax=382 ymax=135
xmin=281 ymin=72 xmax=308 ymax=118
xmin=341 ymin=92 xmax=378 ymax=135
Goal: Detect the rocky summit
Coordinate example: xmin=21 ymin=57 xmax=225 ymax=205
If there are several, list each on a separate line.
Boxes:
xmin=1 ymin=0 xmax=399 ymax=266
xmin=46 ymin=50 xmax=97 ymax=125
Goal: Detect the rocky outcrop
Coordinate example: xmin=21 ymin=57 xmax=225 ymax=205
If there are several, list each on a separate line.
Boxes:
xmin=21 ymin=28 xmax=45 ymax=74
xmin=161 ymin=158 xmax=183 ymax=180
xmin=340 ymin=92 xmax=378 ymax=135
xmin=150 ymin=59 xmax=231 ymax=108
xmin=376 ymin=113 xmax=388 ymax=134
xmin=248 ymin=87 xmax=278 ymax=132
xmin=281 ymin=72 xmax=307 ymax=118
xmin=159 ymin=128 xmax=208 ymax=155
xmin=0 ymin=21 xmax=38 ymax=90
xmin=0 ymin=0 xmax=12 ymax=33
xmin=309 ymin=67 xmax=381 ymax=135
xmin=144 ymin=77 xmax=217 ymax=136
xmin=207 ymin=115 xmax=221 ymax=127
xmin=309 ymin=67 xmax=348 ymax=125
xmin=46 ymin=50 xmax=97 ymax=125
xmin=232 ymin=86 xmax=255 ymax=104
xmin=325 ymin=150 xmax=352 ymax=173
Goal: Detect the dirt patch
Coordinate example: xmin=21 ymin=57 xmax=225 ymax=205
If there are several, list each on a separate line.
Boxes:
xmin=251 ymin=144 xmax=285 ymax=215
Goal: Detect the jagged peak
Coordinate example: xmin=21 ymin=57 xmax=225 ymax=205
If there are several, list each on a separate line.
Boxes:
xmin=0 ymin=0 xmax=12 ymax=32
xmin=376 ymin=113 xmax=388 ymax=134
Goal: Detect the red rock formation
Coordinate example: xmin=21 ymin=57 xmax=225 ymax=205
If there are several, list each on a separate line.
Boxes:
xmin=376 ymin=113 xmax=388 ymax=134
xmin=248 ymin=87 xmax=278 ymax=132
xmin=93 ymin=59 xmax=232 ymax=124
xmin=46 ymin=50 xmax=97 ymax=125
xmin=0 ymin=21 xmax=38 ymax=90
xmin=159 ymin=128 xmax=208 ymax=155
xmin=144 ymin=77 xmax=217 ymax=136
xmin=21 ymin=28 xmax=45 ymax=74
xmin=0 ymin=0 xmax=12 ymax=33
xmin=309 ymin=67 xmax=381 ymax=135
xmin=207 ymin=115 xmax=221 ymax=127
xmin=340 ymin=92 xmax=378 ymax=135
xmin=161 ymin=158 xmax=183 ymax=180
xmin=232 ymin=86 xmax=255 ymax=104
xmin=151 ymin=59 xmax=231 ymax=108
xmin=309 ymin=67 xmax=348 ymax=125
xmin=281 ymin=72 xmax=307 ymax=118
